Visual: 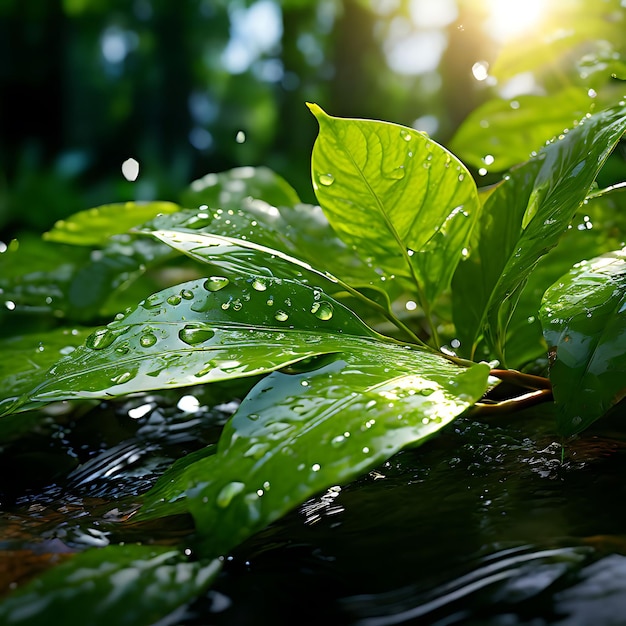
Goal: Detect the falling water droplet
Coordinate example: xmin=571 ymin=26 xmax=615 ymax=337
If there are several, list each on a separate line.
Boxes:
xmin=216 ymin=481 xmax=246 ymax=508
xmin=179 ymin=324 xmax=215 ymax=345
xmin=251 ymin=278 xmax=267 ymax=291
xmin=311 ymin=301 xmax=334 ymax=321
xmin=86 ymin=328 xmax=117 ymax=350
xmin=204 ymin=276 xmax=230 ymax=292
xmin=139 ymin=332 xmax=158 ymax=347
xmin=274 ymin=310 xmax=289 ymax=322
xmin=318 ymin=173 xmax=334 ymax=186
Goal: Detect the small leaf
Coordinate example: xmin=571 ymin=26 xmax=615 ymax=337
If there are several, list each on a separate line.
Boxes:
xmin=44 ymin=202 xmax=180 ymax=246
xmin=0 ymin=545 xmax=220 ymax=626
xmin=139 ymin=342 xmax=491 ymax=557
xmin=540 ymin=248 xmax=626 ymax=435
xmin=308 ymin=103 xmax=480 ymax=309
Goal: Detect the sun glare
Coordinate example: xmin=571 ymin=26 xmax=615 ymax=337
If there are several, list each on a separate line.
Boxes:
xmin=485 ymin=0 xmax=547 ymax=41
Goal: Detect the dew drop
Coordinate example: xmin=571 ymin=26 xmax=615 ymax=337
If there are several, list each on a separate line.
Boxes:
xmin=167 ymin=295 xmax=182 ymax=306
xmin=180 ymin=289 xmax=194 ymax=300
xmin=311 ymin=463 xmax=321 ymax=472
xmin=204 ymin=276 xmax=230 ymax=292
xmin=400 ymin=128 xmax=412 ymax=142
xmin=115 ymin=341 xmax=131 ymax=354
xmin=139 ymin=332 xmax=158 ymax=347
xmin=232 ymin=299 xmax=243 ymax=311
xmin=275 ymin=310 xmax=289 ymax=322
xmin=318 ymin=173 xmax=334 ymax=186
xmin=251 ymin=278 xmax=267 ymax=291
xmin=310 ymin=301 xmax=334 ymax=321
xmin=86 ymin=328 xmax=117 ymax=350
xmin=111 ymin=371 xmax=133 ymax=385
xmin=216 ymin=481 xmax=246 ymax=508
xmin=141 ymin=294 xmax=163 ymax=310
xmin=178 ymin=324 xmax=215 ymax=346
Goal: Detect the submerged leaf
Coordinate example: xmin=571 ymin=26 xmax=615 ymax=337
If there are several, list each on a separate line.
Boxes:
xmin=540 ymin=248 xmax=626 ymax=435
xmin=139 ymin=342 xmax=491 ymax=556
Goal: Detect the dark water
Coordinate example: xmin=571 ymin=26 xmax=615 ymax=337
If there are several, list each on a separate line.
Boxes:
xmin=2 ymin=393 xmax=626 ymax=625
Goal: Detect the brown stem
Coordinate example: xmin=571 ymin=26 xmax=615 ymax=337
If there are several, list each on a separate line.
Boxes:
xmin=489 ymin=369 xmax=552 ymax=390
xmin=473 ymin=387 xmax=553 ymax=415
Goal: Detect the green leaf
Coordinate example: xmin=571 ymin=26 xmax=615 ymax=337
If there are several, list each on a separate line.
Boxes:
xmin=539 ymin=248 xmax=626 ymax=435
xmin=0 ymin=327 xmax=94 ymax=418
xmin=452 ymin=103 xmax=626 ymax=364
xmin=489 ymin=0 xmax=625 ymax=83
xmin=10 ymin=273 xmax=382 ymax=408
xmin=0 ymin=545 xmax=220 ymax=626
xmin=139 ymin=343 xmax=491 ymax=556
xmin=450 ymin=89 xmax=593 ymax=171
xmin=44 ymin=202 xmax=181 ymax=246
xmin=180 ymin=166 xmax=301 ymax=211
xmin=307 ymin=103 xmax=480 ymax=314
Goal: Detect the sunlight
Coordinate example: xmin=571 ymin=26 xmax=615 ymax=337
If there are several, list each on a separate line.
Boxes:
xmin=485 ymin=0 xmax=547 ymax=41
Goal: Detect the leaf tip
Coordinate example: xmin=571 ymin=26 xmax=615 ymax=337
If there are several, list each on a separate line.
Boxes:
xmin=306 ymin=102 xmax=327 ymax=122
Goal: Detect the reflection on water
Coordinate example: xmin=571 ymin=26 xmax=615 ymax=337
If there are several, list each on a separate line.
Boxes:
xmin=3 ymin=395 xmax=626 ymax=623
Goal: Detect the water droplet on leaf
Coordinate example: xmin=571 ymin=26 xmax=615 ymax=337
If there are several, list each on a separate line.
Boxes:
xmin=275 ymin=310 xmax=289 ymax=322
xmin=252 ymin=278 xmax=267 ymax=291
xmin=400 ymin=128 xmax=412 ymax=141
xmin=86 ymin=328 xmax=117 ymax=350
xmin=139 ymin=332 xmax=158 ymax=347
xmin=318 ymin=173 xmax=334 ymax=186
xmin=179 ymin=324 xmax=215 ymax=345
xmin=204 ymin=276 xmax=230 ymax=292
xmin=311 ymin=301 xmax=334 ymax=320
xmin=167 ymin=295 xmax=182 ymax=306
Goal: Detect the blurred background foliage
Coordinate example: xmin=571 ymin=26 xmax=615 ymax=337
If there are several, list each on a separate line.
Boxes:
xmin=0 ymin=0 xmax=624 ymax=237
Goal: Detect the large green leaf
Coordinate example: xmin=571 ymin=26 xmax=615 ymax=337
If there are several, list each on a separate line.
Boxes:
xmin=450 ymin=89 xmax=592 ymax=172
xmin=139 ymin=343 xmax=491 ymax=557
xmin=307 ymin=103 xmax=480 ymax=314
xmin=44 ymin=202 xmax=180 ymax=246
xmin=452 ymin=103 xmax=626 ymax=364
xmin=539 ymin=248 xmax=626 ymax=435
xmin=0 ymin=545 xmax=220 ymax=626
xmin=7 ymin=273 xmax=382 ymax=409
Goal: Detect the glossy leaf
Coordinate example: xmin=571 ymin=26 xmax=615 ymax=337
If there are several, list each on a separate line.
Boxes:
xmin=0 ymin=545 xmax=220 ymax=626
xmin=450 ymin=89 xmax=592 ymax=171
xmin=139 ymin=343 xmax=491 ymax=556
xmin=44 ymin=202 xmax=181 ymax=246
xmin=452 ymin=103 xmax=626 ymax=364
xmin=308 ymin=103 xmax=480 ymax=309
xmin=540 ymin=248 xmax=626 ymax=435
xmin=11 ymin=274 xmax=382 ymax=408
xmin=180 ymin=166 xmax=301 ymax=211
xmin=0 ymin=328 xmax=94 ymax=418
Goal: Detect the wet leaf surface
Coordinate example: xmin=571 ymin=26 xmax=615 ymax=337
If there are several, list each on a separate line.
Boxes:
xmin=540 ymin=248 xmax=626 ymax=435
xmin=308 ymin=104 xmax=480 ymax=308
